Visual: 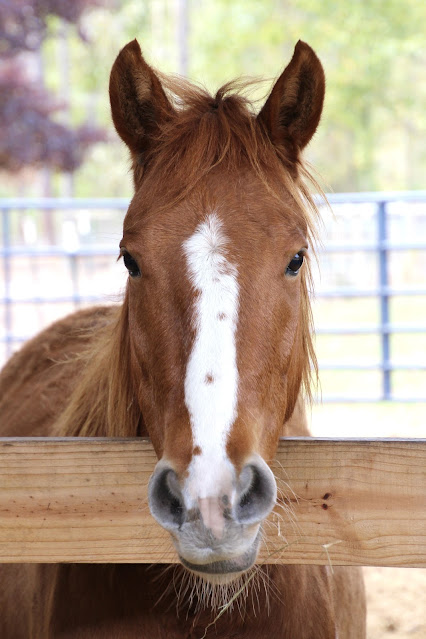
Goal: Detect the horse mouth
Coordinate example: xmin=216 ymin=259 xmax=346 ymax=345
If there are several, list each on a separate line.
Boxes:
xmin=179 ymin=544 xmax=258 ymax=576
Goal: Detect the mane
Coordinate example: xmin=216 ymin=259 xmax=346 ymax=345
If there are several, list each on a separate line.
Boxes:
xmin=54 ymin=298 xmax=142 ymax=438
xmin=135 ymin=75 xmax=324 ymax=220
xmin=57 ymin=75 xmax=323 ymax=438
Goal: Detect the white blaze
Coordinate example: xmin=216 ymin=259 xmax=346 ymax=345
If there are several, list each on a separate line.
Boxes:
xmin=183 ymin=214 xmax=239 ymax=501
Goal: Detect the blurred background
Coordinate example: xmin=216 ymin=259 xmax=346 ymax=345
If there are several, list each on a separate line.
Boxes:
xmin=0 ymin=2 xmax=425 ymax=635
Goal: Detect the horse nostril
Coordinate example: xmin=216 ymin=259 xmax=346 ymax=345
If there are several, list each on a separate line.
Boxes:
xmin=148 ymin=466 xmax=185 ymax=529
xmin=236 ymin=458 xmax=277 ymax=525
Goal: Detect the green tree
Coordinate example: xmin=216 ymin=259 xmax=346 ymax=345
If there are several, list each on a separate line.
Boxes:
xmin=2 ymin=0 xmax=425 ymax=195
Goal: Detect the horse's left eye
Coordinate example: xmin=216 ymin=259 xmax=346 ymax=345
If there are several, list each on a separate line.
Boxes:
xmin=286 ymin=252 xmax=304 ymax=276
xmin=123 ymin=252 xmax=141 ymax=278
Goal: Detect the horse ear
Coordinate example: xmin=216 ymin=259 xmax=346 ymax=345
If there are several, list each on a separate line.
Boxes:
xmin=109 ymin=39 xmax=173 ymax=166
xmin=257 ymin=41 xmax=325 ymax=163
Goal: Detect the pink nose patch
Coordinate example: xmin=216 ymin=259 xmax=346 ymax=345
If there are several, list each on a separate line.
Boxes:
xmin=198 ymin=497 xmax=225 ymax=539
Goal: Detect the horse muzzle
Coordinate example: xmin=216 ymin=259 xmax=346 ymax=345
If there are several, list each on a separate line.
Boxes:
xmin=148 ymin=455 xmax=277 ymax=577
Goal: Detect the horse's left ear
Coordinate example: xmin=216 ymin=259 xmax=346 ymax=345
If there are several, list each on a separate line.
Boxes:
xmin=257 ymin=41 xmax=325 ymax=162
xmin=109 ymin=39 xmax=173 ymax=172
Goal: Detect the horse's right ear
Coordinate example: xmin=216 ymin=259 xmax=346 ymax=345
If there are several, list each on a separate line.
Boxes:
xmin=109 ymin=40 xmax=173 ymax=168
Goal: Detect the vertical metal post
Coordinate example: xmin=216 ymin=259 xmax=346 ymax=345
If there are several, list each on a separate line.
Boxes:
xmin=69 ymin=254 xmax=79 ymax=309
xmin=378 ymin=201 xmax=391 ymax=399
xmin=2 ymin=208 xmax=12 ymax=358
xmin=176 ymin=0 xmax=189 ymax=76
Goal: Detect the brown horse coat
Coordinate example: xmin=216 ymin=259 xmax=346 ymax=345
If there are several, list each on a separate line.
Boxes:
xmin=0 ymin=37 xmax=366 ymax=638
xmin=0 ymin=308 xmax=365 ymax=638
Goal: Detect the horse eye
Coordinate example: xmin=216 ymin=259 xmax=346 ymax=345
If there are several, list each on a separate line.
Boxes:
xmin=286 ymin=252 xmax=304 ymax=276
xmin=123 ymin=252 xmax=141 ymax=278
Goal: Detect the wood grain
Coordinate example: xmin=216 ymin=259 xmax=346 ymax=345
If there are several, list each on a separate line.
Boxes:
xmin=0 ymin=437 xmax=424 ymax=567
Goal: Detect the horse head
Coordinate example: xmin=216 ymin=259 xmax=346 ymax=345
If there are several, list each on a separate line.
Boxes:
xmin=109 ymin=39 xmax=324 ymax=581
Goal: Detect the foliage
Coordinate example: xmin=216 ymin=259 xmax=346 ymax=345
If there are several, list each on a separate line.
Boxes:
xmin=0 ymin=0 xmax=106 ymax=173
xmin=187 ymin=0 xmax=426 ymax=191
xmin=0 ymin=0 xmax=425 ymax=193
xmin=0 ymin=0 xmax=105 ymax=56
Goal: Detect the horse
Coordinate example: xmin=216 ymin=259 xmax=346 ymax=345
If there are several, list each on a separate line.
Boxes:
xmin=0 ymin=39 xmax=366 ymax=638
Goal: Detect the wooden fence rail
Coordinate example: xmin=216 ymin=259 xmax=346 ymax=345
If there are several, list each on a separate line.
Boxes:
xmin=0 ymin=437 xmax=425 ymax=567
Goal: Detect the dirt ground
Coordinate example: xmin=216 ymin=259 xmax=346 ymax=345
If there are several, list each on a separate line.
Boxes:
xmin=364 ymin=567 xmax=426 ymax=638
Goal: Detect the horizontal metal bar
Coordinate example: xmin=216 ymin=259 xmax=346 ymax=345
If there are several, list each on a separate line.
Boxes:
xmin=0 ymin=295 xmax=107 ymax=305
xmin=317 ymin=288 xmax=426 ymax=298
xmin=321 ymin=191 xmax=426 ymax=204
xmin=4 ymin=329 xmax=425 ymax=340
xmin=7 ymin=323 xmax=423 ymax=338
xmin=321 ymin=397 xmax=426 ymax=403
xmin=319 ymin=362 xmax=426 ymax=371
xmin=1 ymin=192 xmax=425 ymax=210
xmin=319 ymin=242 xmax=426 ymax=252
xmin=0 ymin=247 xmax=119 ymax=257
xmin=7 ymin=289 xmax=425 ymax=302
xmin=316 ymin=325 xmax=426 ymax=335
xmin=0 ymin=198 xmax=130 ymax=210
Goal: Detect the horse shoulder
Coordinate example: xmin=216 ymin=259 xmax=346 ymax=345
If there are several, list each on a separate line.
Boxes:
xmin=0 ymin=306 xmax=118 ymax=437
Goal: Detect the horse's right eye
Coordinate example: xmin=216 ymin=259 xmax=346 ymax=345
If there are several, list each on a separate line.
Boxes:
xmin=123 ymin=252 xmax=141 ymax=278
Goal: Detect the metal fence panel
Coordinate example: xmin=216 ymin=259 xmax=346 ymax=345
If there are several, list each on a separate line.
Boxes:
xmin=1 ymin=193 xmax=425 ymax=402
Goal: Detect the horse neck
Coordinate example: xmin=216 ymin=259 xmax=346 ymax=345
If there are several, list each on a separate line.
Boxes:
xmin=57 ymin=300 xmax=142 ymax=438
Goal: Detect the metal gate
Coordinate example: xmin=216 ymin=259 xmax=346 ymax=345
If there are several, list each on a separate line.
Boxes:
xmin=1 ymin=193 xmax=426 ymax=401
